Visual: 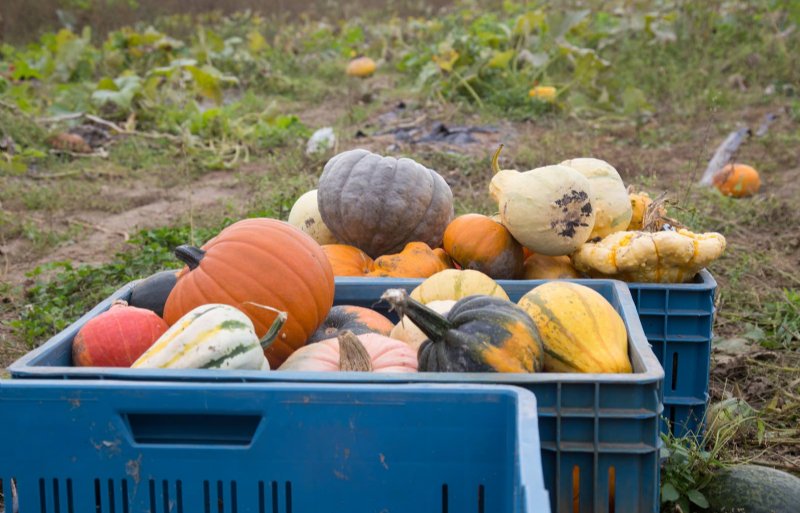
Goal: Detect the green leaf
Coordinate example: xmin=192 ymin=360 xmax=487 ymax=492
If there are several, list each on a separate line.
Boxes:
xmin=187 ymin=65 xmax=222 ymax=104
xmin=487 ymin=49 xmax=515 ymax=68
xmin=95 ymin=77 xmax=119 ymax=91
xmin=661 ymin=482 xmax=680 ymax=503
xmin=513 ymin=11 xmax=546 ymax=36
xmin=247 ymin=30 xmax=268 ymax=53
xmin=687 ymin=489 xmax=709 ymax=508
xmin=622 ymin=86 xmax=651 ymax=114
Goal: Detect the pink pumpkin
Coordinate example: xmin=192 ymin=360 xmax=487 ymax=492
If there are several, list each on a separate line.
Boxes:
xmin=278 ymin=330 xmax=417 ymax=373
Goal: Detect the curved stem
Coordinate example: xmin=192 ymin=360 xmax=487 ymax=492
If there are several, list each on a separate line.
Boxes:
xmin=338 ymin=331 xmax=373 ymax=372
xmin=380 ymin=288 xmax=452 ymax=343
xmin=175 ymin=245 xmax=206 ymax=270
xmin=491 ymin=144 xmax=504 ymax=175
xmin=258 ymin=311 xmax=288 ymax=349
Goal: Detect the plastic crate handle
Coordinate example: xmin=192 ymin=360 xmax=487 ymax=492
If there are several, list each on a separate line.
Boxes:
xmin=124 ymin=412 xmax=261 ymax=446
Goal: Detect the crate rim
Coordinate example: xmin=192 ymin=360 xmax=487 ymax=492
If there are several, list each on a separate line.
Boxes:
xmin=8 ymin=277 xmax=664 ymax=386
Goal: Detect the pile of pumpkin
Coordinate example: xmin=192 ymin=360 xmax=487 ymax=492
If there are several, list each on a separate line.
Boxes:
xmin=70 ymin=145 xmax=726 ymax=375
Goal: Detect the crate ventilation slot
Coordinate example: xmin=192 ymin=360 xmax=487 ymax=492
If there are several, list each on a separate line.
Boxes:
xmin=258 ymin=481 xmax=293 ymax=513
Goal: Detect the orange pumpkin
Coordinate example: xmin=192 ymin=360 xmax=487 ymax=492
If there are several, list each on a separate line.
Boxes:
xmin=163 ymin=218 xmax=335 ymax=368
xmin=322 ymin=244 xmax=375 ymax=276
xmin=712 ymin=163 xmax=761 ymax=198
xmin=443 ymin=214 xmax=524 ymax=279
xmin=522 ymin=253 xmax=581 ymax=280
xmin=367 ymin=242 xmax=452 ymax=278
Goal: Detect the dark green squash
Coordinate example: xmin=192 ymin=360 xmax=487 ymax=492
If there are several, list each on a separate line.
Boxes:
xmin=380 ymin=289 xmax=544 ymax=373
xmin=307 ymin=305 xmax=394 ymax=344
xmin=704 ymin=464 xmax=800 ymax=513
xmin=128 ymin=269 xmax=180 ymax=318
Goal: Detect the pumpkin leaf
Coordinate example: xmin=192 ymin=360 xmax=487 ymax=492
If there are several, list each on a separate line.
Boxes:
xmin=247 ymin=30 xmax=268 ymax=53
xmin=432 ymin=49 xmax=460 ymax=72
xmin=661 ymin=482 xmax=680 ymax=502
xmin=487 ymin=49 xmax=515 ymax=68
xmin=687 ymin=489 xmax=709 ymax=508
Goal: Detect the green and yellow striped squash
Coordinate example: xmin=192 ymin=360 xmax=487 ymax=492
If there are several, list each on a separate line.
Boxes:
xmin=517 ymin=281 xmax=632 ymax=373
xmin=409 ymin=269 xmax=509 ymax=304
xmin=132 ymin=303 xmax=286 ymax=370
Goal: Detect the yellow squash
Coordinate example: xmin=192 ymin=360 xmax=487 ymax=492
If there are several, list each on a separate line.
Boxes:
xmin=409 ymin=269 xmax=509 ymax=303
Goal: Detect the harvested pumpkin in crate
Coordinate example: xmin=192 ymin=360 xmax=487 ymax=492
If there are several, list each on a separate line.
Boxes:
xmin=381 ymin=289 xmax=544 ymax=373
xmin=322 ymin=244 xmax=374 ymax=276
xmin=409 ymin=269 xmax=509 ymax=303
xmin=571 ymin=228 xmax=726 ymax=283
xmin=279 ymin=330 xmax=417 ymax=372
xmin=287 ymin=189 xmax=338 ymax=245
xmin=308 ymin=305 xmax=394 ymax=344
xmin=390 ymin=299 xmax=456 ymax=351
xmin=517 ymin=282 xmax=632 ymax=373
xmin=522 ymin=253 xmax=581 ymax=280
xmin=367 ymin=242 xmax=452 ymax=278
xmin=442 ymin=213 xmax=524 ymax=279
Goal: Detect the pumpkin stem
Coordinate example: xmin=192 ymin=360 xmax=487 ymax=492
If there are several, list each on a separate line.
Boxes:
xmin=491 ymin=144 xmax=504 ymax=175
xmin=257 ymin=311 xmax=288 ymax=349
xmin=380 ymin=289 xmax=452 ymax=343
xmin=338 ymin=330 xmax=373 ymax=372
xmin=175 ymin=245 xmax=206 ymax=270
xmin=110 ymin=299 xmax=129 ymax=309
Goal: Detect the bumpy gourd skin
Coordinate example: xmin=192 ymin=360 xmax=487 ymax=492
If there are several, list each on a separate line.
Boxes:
xmin=416 ymin=295 xmax=544 ymax=373
xmin=318 ymin=149 xmax=454 ymax=258
xmin=571 ymin=229 xmax=727 ymax=283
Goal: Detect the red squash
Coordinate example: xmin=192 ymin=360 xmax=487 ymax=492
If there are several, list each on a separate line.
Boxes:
xmin=72 ymin=300 xmax=168 ymax=367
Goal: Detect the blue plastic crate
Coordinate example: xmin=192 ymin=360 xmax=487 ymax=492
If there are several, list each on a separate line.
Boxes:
xmin=0 ymin=380 xmax=549 ymax=513
xmin=9 ymin=278 xmax=664 ymax=513
xmin=627 ymin=270 xmax=717 ymax=438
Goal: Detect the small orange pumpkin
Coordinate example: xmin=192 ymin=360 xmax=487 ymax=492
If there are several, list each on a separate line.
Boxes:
xmin=322 ymin=244 xmax=375 ymax=276
xmin=712 ymin=163 xmax=761 ymax=198
xmin=522 ymin=253 xmax=581 ymax=280
xmin=163 ymin=218 xmax=335 ymax=368
xmin=367 ymin=242 xmax=452 ymax=278
xmin=443 ymin=214 xmax=524 ymax=279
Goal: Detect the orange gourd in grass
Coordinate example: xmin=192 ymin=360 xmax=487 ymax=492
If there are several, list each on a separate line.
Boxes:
xmin=72 ymin=300 xmax=168 ymax=367
xmin=712 ymin=163 xmax=761 ymax=198
xmin=366 ymin=242 xmax=452 ymax=278
xmin=163 ymin=218 xmax=335 ymax=368
xmin=443 ymin=214 xmax=524 ymax=279
xmin=279 ymin=331 xmax=417 ymax=372
xmin=322 ymin=244 xmax=375 ymax=276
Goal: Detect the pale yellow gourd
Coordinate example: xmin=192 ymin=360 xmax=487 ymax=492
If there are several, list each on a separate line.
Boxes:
xmin=287 ymin=189 xmax=338 ymax=245
xmin=560 ymin=157 xmax=632 ymax=239
xmin=389 ymin=299 xmax=457 ymax=351
xmin=489 ymin=146 xmax=596 ymax=256
xmin=571 ymin=229 xmax=727 ymax=283
xmin=409 ymin=269 xmax=509 ymax=303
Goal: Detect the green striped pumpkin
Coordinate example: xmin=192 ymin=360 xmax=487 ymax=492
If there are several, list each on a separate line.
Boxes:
xmin=516 ymin=281 xmax=631 ymax=373
xmin=131 ymin=303 xmax=286 ymax=370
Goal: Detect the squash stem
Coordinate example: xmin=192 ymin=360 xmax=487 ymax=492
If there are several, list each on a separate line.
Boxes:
xmin=491 ymin=144 xmax=504 ymax=175
xmin=175 ymin=245 xmax=206 ymax=270
xmin=338 ymin=331 xmax=373 ymax=372
xmin=380 ymin=289 xmax=452 ymax=343
xmin=258 ymin=311 xmax=288 ymax=349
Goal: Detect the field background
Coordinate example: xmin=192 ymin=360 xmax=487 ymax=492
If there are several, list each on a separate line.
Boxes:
xmin=1 ymin=1 xmax=798 ymax=510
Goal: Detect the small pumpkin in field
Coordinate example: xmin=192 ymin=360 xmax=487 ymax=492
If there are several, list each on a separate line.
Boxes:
xmin=163 ymin=218 xmax=335 ymax=368
xmin=489 ymin=145 xmax=595 ymax=256
xmin=712 ymin=163 xmax=761 ymax=197
xmin=128 ymin=269 xmax=180 ymax=317
xmin=522 ymin=253 xmax=581 ymax=280
xmin=390 ymin=299 xmax=456 ymax=350
xmin=279 ymin=331 xmax=417 ymax=372
xmin=317 ymin=149 xmax=454 ymax=258
xmin=381 ymin=289 xmax=544 ymax=373
xmin=367 ymin=242 xmax=452 ymax=278
xmin=73 ymin=300 xmax=168 ymax=367
xmin=410 ymin=269 xmax=509 ymax=304
xmin=517 ymin=281 xmax=631 ymax=373
xmin=442 ymin=214 xmax=524 ymax=279
xmin=287 ymin=189 xmax=338 ymax=245
xmin=308 ymin=305 xmax=394 ymax=344
xmin=322 ymin=244 xmax=375 ymax=276
xmin=346 ymin=57 xmax=377 ymax=78
xmin=132 ymin=304 xmax=286 ymax=370
xmin=560 ymin=157 xmax=632 ymax=239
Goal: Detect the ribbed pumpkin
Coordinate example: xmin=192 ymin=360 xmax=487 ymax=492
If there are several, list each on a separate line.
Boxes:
xmin=410 ymin=269 xmax=509 ymax=303
xmin=308 ymin=305 xmax=394 ymax=344
xmin=442 ymin=214 xmax=524 ymax=279
xmin=389 ymin=299 xmax=456 ymax=350
xmin=128 ymin=269 xmax=180 ymax=317
xmin=522 ymin=254 xmax=581 ymax=280
xmin=381 ymin=289 xmax=544 ymax=373
xmin=322 ymin=244 xmax=375 ymax=276
xmin=317 ymin=149 xmax=454 ymax=258
xmin=287 ymin=189 xmax=338 ymax=245
xmin=279 ymin=331 xmax=417 ymax=372
xmin=163 ymin=218 xmax=335 ymax=368
xmin=560 ymin=157 xmax=632 ymax=239
xmin=712 ymin=163 xmax=761 ymax=198
xmin=517 ymin=282 xmax=631 ymax=373
xmin=73 ymin=300 xmax=168 ymax=367
xmin=367 ymin=242 xmax=452 ymax=278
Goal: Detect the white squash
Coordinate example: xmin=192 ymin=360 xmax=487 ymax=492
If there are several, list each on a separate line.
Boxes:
xmin=132 ymin=304 xmax=286 ymax=370
xmin=560 ymin=157 xmax=632 ymax=239
xmin=390 ymin=299 xmax=457 ymax=351
xmin=287 ymin=189 xmax=338 ymax=245
xmin=489 ymin=147 xmax=595 ymax=256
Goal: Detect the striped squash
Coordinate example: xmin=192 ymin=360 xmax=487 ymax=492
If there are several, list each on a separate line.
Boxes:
xmin=410 ymin=269 xmax=509 ymax=303
xmin=132 ymin=304 xmax=286 ymax=370
xmin=516 ymin=282 xmax=631 ymax=373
